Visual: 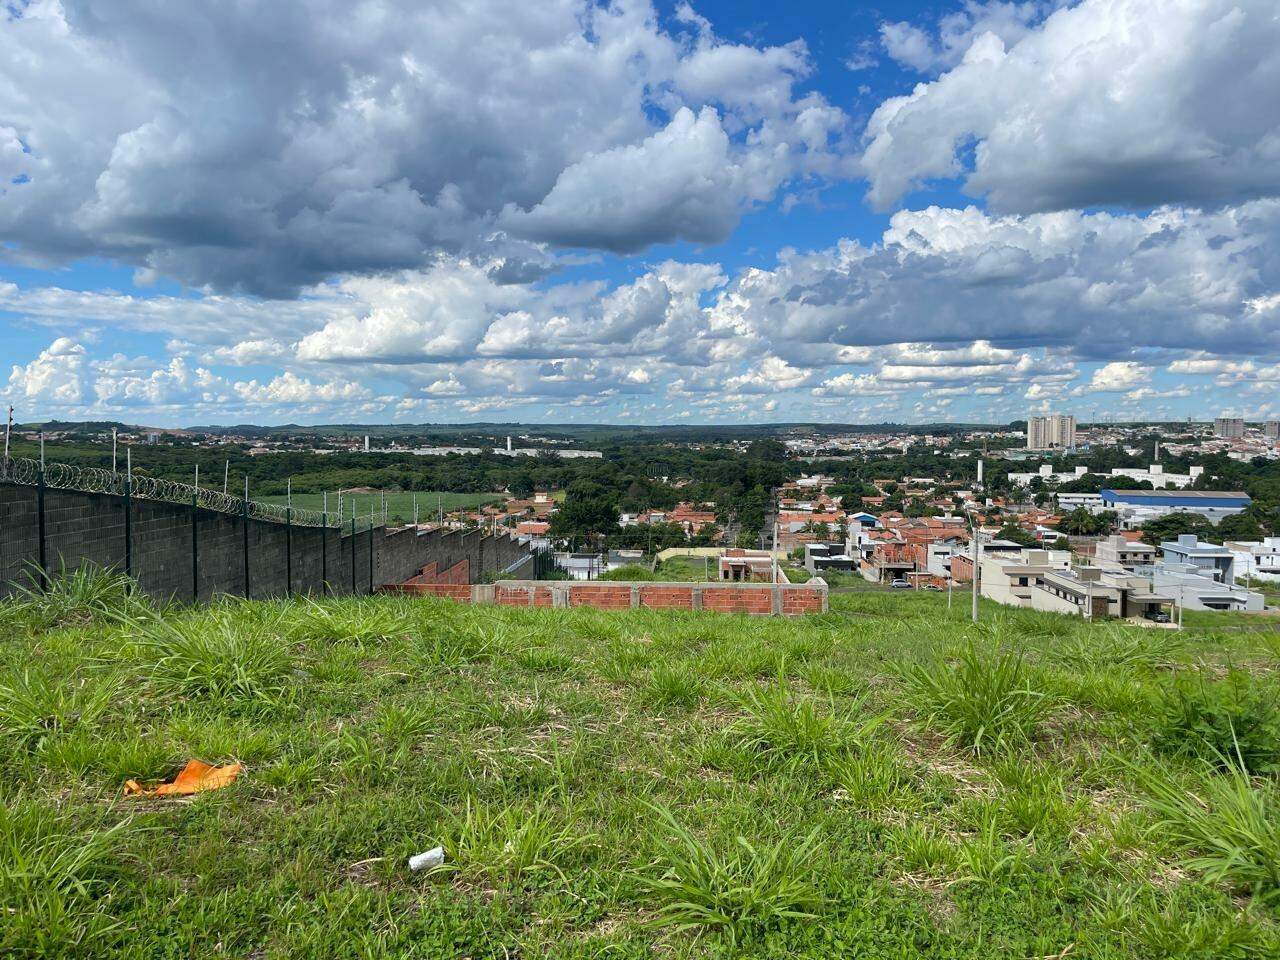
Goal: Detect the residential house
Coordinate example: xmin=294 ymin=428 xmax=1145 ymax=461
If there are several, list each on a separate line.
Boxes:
xmin=1094 ymin=535 xmax=1157 ymax=571
xmin=1223 ymin=538 xmax=1280 ymax=582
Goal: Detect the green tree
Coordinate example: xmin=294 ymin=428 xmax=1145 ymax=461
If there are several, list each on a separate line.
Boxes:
xmin=996 ymin=522 xmax=1038 ymax=547
xmin=1058 ymin=507 xmax=1102 ymax=536
xmin=1139 ymin=512 xmax=1218 ymax=547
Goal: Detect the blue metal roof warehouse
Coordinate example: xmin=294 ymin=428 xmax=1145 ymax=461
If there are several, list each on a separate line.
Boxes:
xmin=1100 ymin=490 xmax=1251 ymax=508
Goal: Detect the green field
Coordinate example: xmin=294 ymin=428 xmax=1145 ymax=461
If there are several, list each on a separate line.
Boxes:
xmin=5 ymin=570 xmax=1280 ymax=957
xmin=261 ymin=490 xmax=503 ymax=524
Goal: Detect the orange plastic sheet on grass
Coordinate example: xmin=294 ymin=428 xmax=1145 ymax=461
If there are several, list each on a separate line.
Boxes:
xmin=124 ymin=759 xmax=242 ymax=797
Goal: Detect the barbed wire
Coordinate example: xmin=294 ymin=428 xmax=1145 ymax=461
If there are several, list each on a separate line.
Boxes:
xmin=0 ymin=455 xmax=384 ymax=530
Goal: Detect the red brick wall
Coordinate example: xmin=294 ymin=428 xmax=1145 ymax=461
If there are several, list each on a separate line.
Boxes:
xmin=381 ymin=582 xmax=472 ymax=600
xmin=384 ymin=580 xmax=825 ymax=616
xmin=401 ymin=559 xmax=468 ymax=586
xmin=639 ymin=585 xmax=694 ymax=610
xmin=568 ymin=584 xmax=633 ymax=610
xmin=703 ymin=587 xmax=774 ymax=614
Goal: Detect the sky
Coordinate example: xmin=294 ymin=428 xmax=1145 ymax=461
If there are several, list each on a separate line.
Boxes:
xmin=2 ymin=0 xmax=1279 ymax=427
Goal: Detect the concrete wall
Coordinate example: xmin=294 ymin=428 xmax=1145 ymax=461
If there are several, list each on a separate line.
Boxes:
xmin=0 ymin=482 xmax=532 ymax=601
xmin=383 ymin=578 xmax=829 ymax=617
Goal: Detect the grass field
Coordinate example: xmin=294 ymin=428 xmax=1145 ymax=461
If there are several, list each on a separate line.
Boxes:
xmin=260 ymin=490 xmax=503 ymax=524
xmin=4 ymin=570 xmax=1280 ymax=957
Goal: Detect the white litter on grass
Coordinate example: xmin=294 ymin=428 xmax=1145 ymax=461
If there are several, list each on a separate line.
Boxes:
xmin=408 ymin=846 xmax=445 ymax=872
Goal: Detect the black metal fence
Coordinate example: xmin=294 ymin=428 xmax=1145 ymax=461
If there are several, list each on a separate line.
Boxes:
xmin=1 ymin=455 xmax=387 ymax=601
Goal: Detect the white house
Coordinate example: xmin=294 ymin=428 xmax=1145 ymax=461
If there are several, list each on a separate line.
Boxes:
xmin=1224 ymin=538 xmax=1280 ymax=582
xmin=1056 ymin=492 xmax=1104 ymax=512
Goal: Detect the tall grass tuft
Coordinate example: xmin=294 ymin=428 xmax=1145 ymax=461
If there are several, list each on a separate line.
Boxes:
xmin=641 ymin=804 xmax=823 ymax=942
xmin=1151 ymin=669 xmax=1279 ymax=773
xmin=1131 ymin=757 xmax=1280 ymax=902
xmin=448 ymin=798 xmax=591 ymax=883
xmin=642 ymin=661 xmax=705 ymax=709
xmin=131 ymin=616 xmax=294 ymax=707
xmin=1053 ymin=626 xmax=1182 ymax=670
xmin=903 ymin=644 xmax=1053 ymax=755
xmin=0 ymin=672 xmax=115 ymax=751
xmin=0 ymin=794 xmax=135 ymax=956
xmin=729 ymin=680 xmax=858 ymax=768
xmin=5 ymin=563 xmax=145 ymax=630
xmin=286 ymin=597 xmax=412 ymax=647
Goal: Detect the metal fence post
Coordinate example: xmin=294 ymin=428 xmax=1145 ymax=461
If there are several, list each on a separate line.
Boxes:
xmin=36 ymin=463 xmax=48 ymax=591
xmin=350 ymin=516 xmax=357 ymax=595
xmin=285 ymin=509 xmax=293 ymax=599
xmin=321 ymin=514 xmax=328 ymax=597
xmin=191 ymin=466 xmax=199 ymax=603
xmin=284 ymin=479 xmax=293 ymax=598
xmin=368 ymin=509 xmax=375 ymax=594
xmin=242 ymin=476 xmax=251 ymax=599
xmin=123 ymin=454 xmax=133 ymax=581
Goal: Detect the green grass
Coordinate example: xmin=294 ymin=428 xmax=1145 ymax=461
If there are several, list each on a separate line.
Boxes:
xmin=261 ymin=490 xmax=503 ymax=524
xmin=3 ymin=580 xmax=1280 ymax=957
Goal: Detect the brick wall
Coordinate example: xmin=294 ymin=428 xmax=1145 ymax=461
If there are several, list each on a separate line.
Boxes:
xmin=0 ymin=482 xmax=533 ymax=601
xmin=385 ymin=578 xmax=827 ymax=617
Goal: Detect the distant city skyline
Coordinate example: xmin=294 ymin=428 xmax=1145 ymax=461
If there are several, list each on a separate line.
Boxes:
xmin=3 ymin=0 xmax=1279 ymax=427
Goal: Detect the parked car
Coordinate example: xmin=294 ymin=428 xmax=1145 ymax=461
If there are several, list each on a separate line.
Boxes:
xmin=890 ymin=579 xmax=911 ymax=589
xmin=1144 ymin=609 xmax=1172 ymax=623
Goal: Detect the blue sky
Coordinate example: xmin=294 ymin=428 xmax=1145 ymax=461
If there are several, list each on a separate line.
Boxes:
xmin=2 ymin=0 xmax=1279 ymax=426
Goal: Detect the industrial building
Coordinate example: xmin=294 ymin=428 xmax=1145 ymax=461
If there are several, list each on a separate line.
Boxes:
xmin=1010 ymin=463 xmax=1204 ymax=490
xmin=1100 ymin=489 xmax=1251 ymax=528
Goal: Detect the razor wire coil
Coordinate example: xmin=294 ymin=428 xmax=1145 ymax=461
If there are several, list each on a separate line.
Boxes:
xmin=0 ymin=455 xmax=379 ymax=529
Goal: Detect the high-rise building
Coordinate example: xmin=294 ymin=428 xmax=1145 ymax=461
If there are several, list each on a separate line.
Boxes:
xmin=1214 ymin=417 xmax=1245 ymax=439
xmin=1026 ymin=414 xmax=1076 ymax=450
xmin=1264 ymin=421 xmax=1280 ymax=440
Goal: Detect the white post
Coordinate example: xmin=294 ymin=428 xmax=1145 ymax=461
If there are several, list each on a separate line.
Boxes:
xmin=111 ymin=427 xmax=117 ymax=474
xmin=3 ymin=404 xmax=11 ymax=461
xmin=413 ymin=493 xmax=418 ymax=526
xmin=287 ymin=478 xmax=292 ymax=508
xmin=223 ymin=460 xmax=229 ymax=495
xmin=194 ymin=463 xmax=199 ymax=489
xmin=125 ymin=444 xmax=130 ymax=478
xmin=771 ymin=521 xmax=779 ymax=584
xmin=970 ymin=520 xmax=980 ymax=623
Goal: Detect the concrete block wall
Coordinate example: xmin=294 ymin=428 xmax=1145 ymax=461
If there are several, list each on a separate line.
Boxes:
xmin=0 ymin=482 xmax=533 ymax=602
xmin=382 ymin=579 xmax=828 ymax=617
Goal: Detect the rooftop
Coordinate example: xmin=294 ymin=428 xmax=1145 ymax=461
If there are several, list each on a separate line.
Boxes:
xmin=1101 ymin=489 xmax=1248 ymax=500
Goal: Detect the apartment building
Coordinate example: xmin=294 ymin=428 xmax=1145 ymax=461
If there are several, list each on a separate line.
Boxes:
xmin=1214 ymin=417 xmax=1245 ymax=439
xmin=1026 ymin=414 xmax=1077 ymax=450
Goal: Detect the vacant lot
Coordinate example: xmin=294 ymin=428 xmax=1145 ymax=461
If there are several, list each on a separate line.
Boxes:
xmin=4 ymin=572 xmax=1280 ymax=958
xmin=260 ymin=490 xmax=503 ymax=525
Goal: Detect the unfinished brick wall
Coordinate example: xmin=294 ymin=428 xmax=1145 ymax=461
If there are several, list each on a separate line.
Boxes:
xmin=383 ymin=578 xmax=827 ymax=616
